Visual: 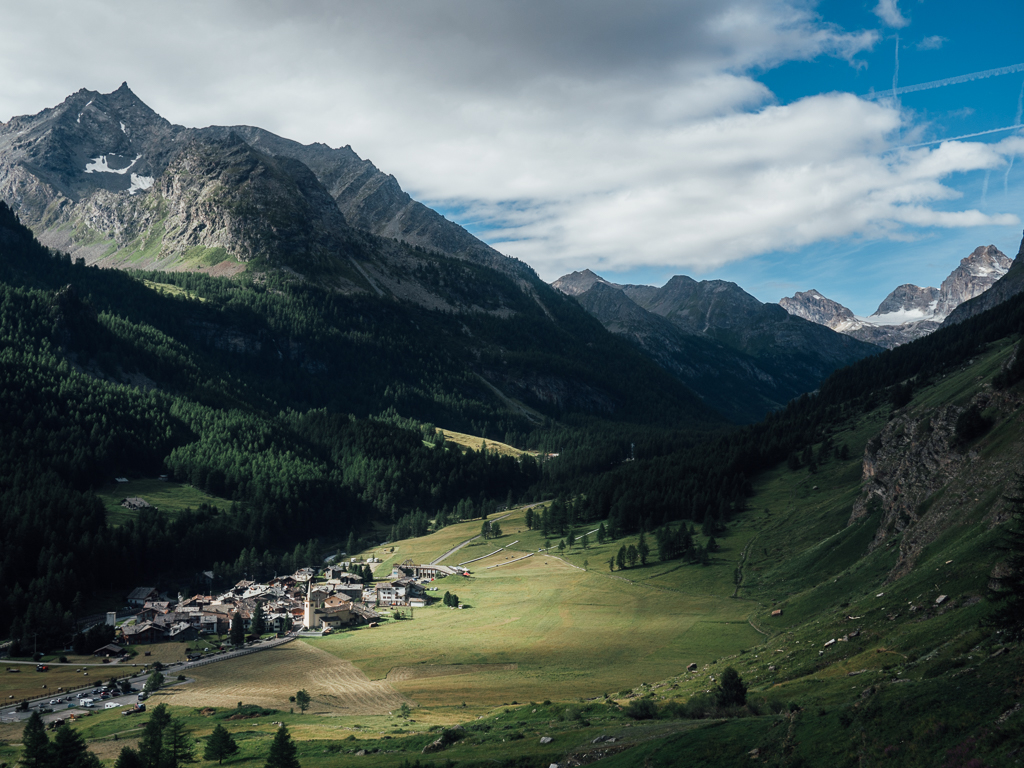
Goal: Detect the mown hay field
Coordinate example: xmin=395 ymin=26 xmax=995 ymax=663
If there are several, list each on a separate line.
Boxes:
xmin=167 ymin=641 xmax=410 ymax=716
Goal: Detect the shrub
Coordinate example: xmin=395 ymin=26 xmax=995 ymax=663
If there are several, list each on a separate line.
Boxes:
xmin=625 ymin=699 xmax=658 ymax=720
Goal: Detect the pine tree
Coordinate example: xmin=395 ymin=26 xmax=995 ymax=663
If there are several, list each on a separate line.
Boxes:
xmin=252 ymin=602 xmax=266 ymax=636
xmin=637 ymin=533 xmax=649 ymax=566
xmin=161 ymin=718 xmax=196 ymax=768
xmin=295 ymin=689 xmax=311 ymax=714
xmin=597 ymin=522 xmax=607 ymax=545
xmin=715 ymin=667 xmax=747 ymax=707
xmin=203 ymin=725 xmax=239 ymax=765
xmin=264 ymin=725 xmax=300 ymax=768
xmin=113 ymin=746 xmax=145 ymax=768
xmin=230 ymin=611 xmax=245 ymax=645
xmin=52 ymin=724 xmax=102 ymax=768
xmin=19 ymin=711 xmax=52 ymax=768
xmin=138 ymin=702 xmax=171 ymax=768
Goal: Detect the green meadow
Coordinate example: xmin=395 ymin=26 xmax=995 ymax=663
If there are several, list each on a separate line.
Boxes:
xmin=309 ymin=505 xmax=762 ymax=709
xmin=95 ymin=478 xmax=228 ymax=526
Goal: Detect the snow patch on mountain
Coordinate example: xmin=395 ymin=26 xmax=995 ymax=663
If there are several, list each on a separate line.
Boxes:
xmin=128 ymin=173 xmax=153 ymax=194
xmin=869 ymin=303 xmax=938 ymax=325
xmin=85 ymin=154 xmax=141 ymax=175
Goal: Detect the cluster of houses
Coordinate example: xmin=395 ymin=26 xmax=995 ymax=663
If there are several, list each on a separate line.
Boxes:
xmin=117 ymin=560 xmax=469 ymax=643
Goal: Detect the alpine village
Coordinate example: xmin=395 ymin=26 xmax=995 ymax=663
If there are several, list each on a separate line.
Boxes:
xmin=2 ymin=84 xmax=1024 ymax=768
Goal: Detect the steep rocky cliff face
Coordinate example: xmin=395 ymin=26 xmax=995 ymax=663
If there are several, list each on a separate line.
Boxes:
xmin=198 ymin=124 xmax=529 ymax=280
xmin=851 ymin=367 xmax=1024 ymax=581
xmin=934 ymin=245 xmax=1013 ymax=316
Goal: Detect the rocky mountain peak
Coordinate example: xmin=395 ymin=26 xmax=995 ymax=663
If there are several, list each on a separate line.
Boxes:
xmin=870 ymin=284 xmax=940 ymax=321
xmin=934 ymin=244 xmax=1012 ymax=317
xmin=550 ymin=269 xmax=616 ymax=296
xmin=779 ymin=289 xmax=856 ymax=329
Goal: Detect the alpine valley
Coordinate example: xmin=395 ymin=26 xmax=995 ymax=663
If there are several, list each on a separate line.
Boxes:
xmin=1 ymin=85 xmax=1024 ymax=768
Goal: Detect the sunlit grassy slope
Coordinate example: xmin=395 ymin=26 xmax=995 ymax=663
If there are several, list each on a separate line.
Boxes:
xmin=312 ymin=505 xmax=760 ymax=706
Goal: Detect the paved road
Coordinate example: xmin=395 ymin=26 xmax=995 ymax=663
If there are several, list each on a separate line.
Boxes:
xmin=0 ymin=634 xmax=296 ymax=725
xmin=427 ymin=505 xmax=551 ymax=565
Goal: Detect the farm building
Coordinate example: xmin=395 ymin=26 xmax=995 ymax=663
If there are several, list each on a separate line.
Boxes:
xmin=126 ymin=587 xmax=159 ymax=607
xmin=121 ymin=497 xmax=153 ymax=511
xmin=93 ymin=643 xmax=127 ymax=657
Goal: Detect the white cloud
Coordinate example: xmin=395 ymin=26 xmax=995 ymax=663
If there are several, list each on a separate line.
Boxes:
xmin=873 ymin=0 xmax=910 ymax=29
xmin=917 ymin=35 xmax=946 ymax=50
xmin=0 ymin=0 xmax=1017 ymax=284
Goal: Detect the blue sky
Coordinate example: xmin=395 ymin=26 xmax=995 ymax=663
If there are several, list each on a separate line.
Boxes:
xmin=563 ymin=0 xmax=1024 ymax=311
xmin=2 ymin=0 xmax=1023 ymax=315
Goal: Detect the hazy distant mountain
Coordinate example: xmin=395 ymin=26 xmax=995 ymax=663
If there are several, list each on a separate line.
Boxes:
xmin=552 ymin=270 xmax=879 ymax=422
xmin=781 ymin=245 xmax=1014 ymax=348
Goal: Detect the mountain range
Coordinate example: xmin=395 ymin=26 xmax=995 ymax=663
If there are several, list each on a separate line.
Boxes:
xmin=780 ymin=244 xmax=1019 ymax=348
xmin=551 ymin=270 xmax=879 ymax=422
xmin=0 ymin=84 xmax=881 ymax=425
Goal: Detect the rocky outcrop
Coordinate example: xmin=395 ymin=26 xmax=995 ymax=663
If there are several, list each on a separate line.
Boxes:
xmin=198 ymin=124 xmax=532 ymax=280
xmin=871 ymin=284 xmax=940 ymax=320
xmin=550 ymin=268 xmax=618 ymax=297
xmin=851 ymin=383 xmax=1024 ymax=581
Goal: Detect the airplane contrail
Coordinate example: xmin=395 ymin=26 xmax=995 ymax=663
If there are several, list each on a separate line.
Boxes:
xmin=898 ymin=124 xmax=1023 ymax=150
xmin=864 ymin=62 xmax=1024 ymax=100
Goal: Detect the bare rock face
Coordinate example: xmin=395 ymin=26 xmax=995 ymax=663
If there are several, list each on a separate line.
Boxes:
xmin=943 ymin=235 xmax=1024 ymax=327
xmin=779 ymin=289 xmax=857 ymax=329
xmin=850 ymin=384 xmax=1024 ymax=581
xmin=550 ymin=269 xmax=617 ymax=297
xmin=870 ymin=284 xmax=940 ymax=321
xmin=935 ymin=245 xmax=1014 ymax=317
xmin=851 ymin=401 xmax=966 ymax=570
xmin=0 ymin=84 xmax=540 ymax=301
